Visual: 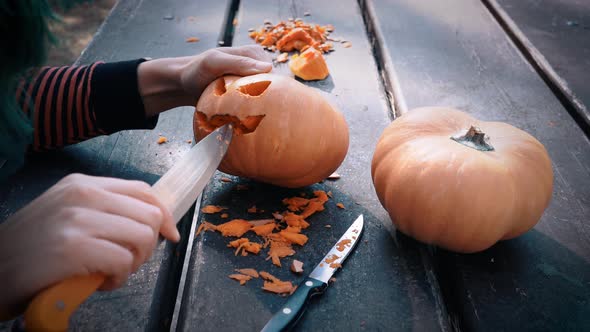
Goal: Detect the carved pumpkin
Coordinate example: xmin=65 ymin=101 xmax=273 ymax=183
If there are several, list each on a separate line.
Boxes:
xmin=194 ymin=73 xmax=349 ymax=188
xmin=289 ymin=47 xmax=329 ymax=81
xmin=371 ymin=107 xmax=553 ymax=253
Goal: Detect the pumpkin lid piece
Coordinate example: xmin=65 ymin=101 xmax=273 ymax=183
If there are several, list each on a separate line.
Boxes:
xmin=289 ymin=47 xmax=329 ymax=81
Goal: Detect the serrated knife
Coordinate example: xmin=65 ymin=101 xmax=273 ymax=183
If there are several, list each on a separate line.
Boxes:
xmin=23 ymin=124 xmax=233 ymax=332
xmin=261 ymin=214 xmax=364 ymax=332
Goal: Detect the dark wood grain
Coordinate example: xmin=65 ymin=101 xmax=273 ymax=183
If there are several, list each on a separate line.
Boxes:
xmin=492 ymin=0 xmax=590 ymax=132
xmin=0 ymin=0 xmax=229 ymax=330
xmin=176 ymin=1 xmax=451 ymax=331
xmin=371 ymin=0 xmax=590 ymax=330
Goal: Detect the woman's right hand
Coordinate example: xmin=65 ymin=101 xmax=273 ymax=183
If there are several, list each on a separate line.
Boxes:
xmin=0 ymin=173 xmax=180 ymax=319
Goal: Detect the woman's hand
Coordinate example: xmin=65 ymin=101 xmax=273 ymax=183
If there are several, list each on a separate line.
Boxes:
xmin=138 ymin=45 xmax=272 ymax=117
xmin=0 ymin=174 xmax=180 ymax=319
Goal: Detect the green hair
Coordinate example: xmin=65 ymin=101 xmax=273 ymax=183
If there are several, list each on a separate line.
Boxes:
xmin=0 ymin=0 xmax=89 ymax=177
xmin=0 ymin=1 xmax=54 ymax=164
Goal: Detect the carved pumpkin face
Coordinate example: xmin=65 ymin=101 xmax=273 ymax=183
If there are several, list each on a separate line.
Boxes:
xmin=194 ymin=73 xmax=349 ymax=188
xmin=371 ymin=107 xmax=553 ymax=253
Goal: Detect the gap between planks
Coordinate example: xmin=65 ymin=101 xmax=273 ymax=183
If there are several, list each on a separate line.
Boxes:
xmin=168 ymin=1 xmax=240 ymax=331
xmin=358 ymin=0 xmax=408 ymax=118
xmin=481 ymin=0 xmax=590 ymax=139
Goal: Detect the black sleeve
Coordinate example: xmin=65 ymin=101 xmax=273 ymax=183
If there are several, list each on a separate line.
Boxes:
xmin=90 ymin=58 xmax=159 ymax=133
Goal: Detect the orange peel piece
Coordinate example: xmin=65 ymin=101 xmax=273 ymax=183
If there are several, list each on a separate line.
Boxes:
xmin=201 ymin=205 xmax=227 ymax=214
xmin=289 ymin=47 xmax=329 ymax=81
xmin=279 ymin=230 xmax=308 ymax=246
xmin=216 ymin=219 xmax=252 ymax=237
xmin=229 ymin=274 xmax=252 ymax=285
xmin=276 ymin=28 xmax=317 ymax=52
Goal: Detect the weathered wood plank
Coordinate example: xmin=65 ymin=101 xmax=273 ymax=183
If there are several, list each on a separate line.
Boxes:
xmin=371 ymin=0 xmax=590 ymax=330
xmin=177 ymin=1 xmax=451 ymax=331
xmin=491 ymin=0 xmax=590 ymax=132
xmin=0 ymin=0 xmax=228 ymax=330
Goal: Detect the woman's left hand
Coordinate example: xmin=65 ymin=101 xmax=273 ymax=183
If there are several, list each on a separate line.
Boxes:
xmin=138 ymin=45 xmax=273 ymax=117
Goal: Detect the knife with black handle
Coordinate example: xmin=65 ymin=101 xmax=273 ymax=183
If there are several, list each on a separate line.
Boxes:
xmin=261 ymin=214 xmax=364 ymax=332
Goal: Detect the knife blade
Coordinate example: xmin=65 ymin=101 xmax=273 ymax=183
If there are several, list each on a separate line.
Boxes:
xmin=261 ymin=214 xmax=364 ymax=332
xmin=23 ymin=124 xmax=233 ymax=332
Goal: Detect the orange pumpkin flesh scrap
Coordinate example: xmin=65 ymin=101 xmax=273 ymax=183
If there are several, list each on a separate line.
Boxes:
xmin=228 ymin=238 xmax=262 ymax=256
xmin=201 ymin=205 xmax=227 ymax=214
xmin=249 ymin=19 xmax=334 ymax=55
xmin=263 ymin=280 xmax=295 ymax=295
xmin=284 ymin=226 xmax=302 ymax=233
xmin=238 ymin=241 xmax=262 ymax=256
xmin=329 ymin=263 xmax=342 ymax=269
xmin=336 ymin=203 xmax=345 ymax=209
xmin=228 ymin=238 xmax=249 ymax=248
xmin=229 ymin=274 xmax=252 ymax=285
xmin=157 ymin=136 xmax=167 ymax=144
xmin=282 ymin=197 xmax=310 ymax=211
xmin=279 ymin=230 xmax=308 ymax=246
xmin=282 ymin=212 xmax=310 ymax=229
xmin=259 ymin=271 xmax=280 ymax=282
xmin=220 ymin=213 xmax=229 ymax=218
xmin=252 ymin=222 xmax=276 ymax=236
xmin=266 ymin=235 xmax=296 ymax=267
xmin=195 ymin=221 xmax=217 ymax=236
xmin=260 ymin=271 xmax=295 ymax=295
xmin=299 ymin=190 xmax=329 ymax=218
xmin=216 ymin=219 xmax=253 ymax=237
xmin=248 ymin=219 xmax=275 ymax=226
xmin=325 ymin=254 xmax=340 ymax=264
xmin=289 ymin=47 xmax=329 ymax=81
xmin=247 ymin=205 xmax=258 ymax=213
xmin=276 ymin=28 xmax=318 ymax=52
xmin=236 ymin=268 xmax=259 ymax=278
xmin=336 ymin=239 xmax=352 ymax=252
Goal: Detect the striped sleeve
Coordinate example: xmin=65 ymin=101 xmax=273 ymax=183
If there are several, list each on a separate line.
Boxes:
xmin=16 ymin=59 xmax=158 ymax=151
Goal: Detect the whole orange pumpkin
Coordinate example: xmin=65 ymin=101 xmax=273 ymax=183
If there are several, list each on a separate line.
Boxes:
xmin=194 ymin=73 xmax=349 ymax=188
xmin=371 ymin=107 xmax=553 ymax=253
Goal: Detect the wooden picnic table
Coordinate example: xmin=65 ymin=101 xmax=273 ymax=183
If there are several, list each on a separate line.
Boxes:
xmin=1 ymin=0 xmax=589 ymax=331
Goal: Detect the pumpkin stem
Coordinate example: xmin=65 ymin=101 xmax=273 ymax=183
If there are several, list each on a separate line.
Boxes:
xmin=451 ymin=126 xmax=494 ymax=151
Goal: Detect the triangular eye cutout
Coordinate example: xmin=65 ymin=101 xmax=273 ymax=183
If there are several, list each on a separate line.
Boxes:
xmin=214 ymin=77 xmax=227 ymax=96
xmin=237 ymin=80 xmax=272 ymax=97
